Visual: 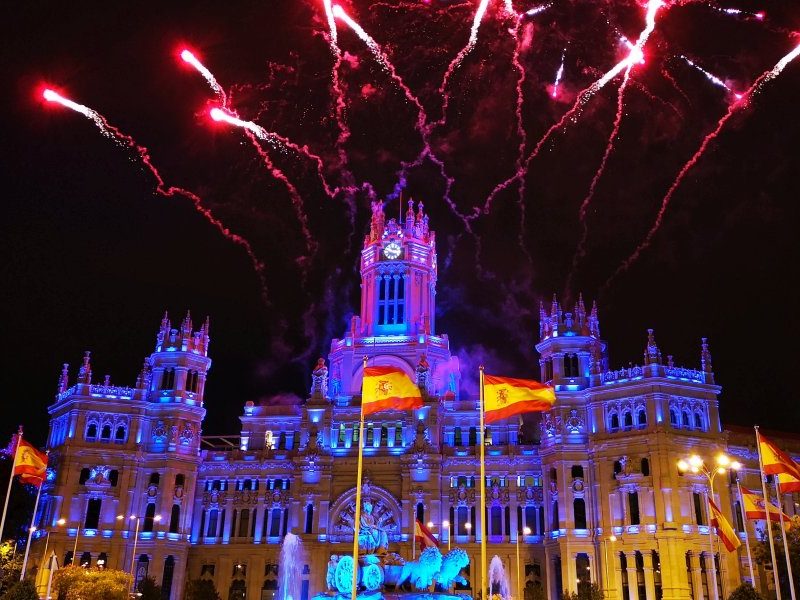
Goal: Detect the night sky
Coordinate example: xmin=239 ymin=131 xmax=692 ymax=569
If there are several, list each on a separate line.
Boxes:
xmin=2 ymin=0 xmax=799 ymax=445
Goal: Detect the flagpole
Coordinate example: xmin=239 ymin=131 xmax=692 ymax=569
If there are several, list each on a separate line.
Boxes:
xmin=736 ymin=481 xmax=756 ymax=585
xmin=756 ymin=426 xmax=783 ymax=600
xmin=775 ymin=475 xmax=797 ymax=600
xmin=44 ymin=553 xmax=56 ymax=600
xmin=479 ymin=366 xmax=487 ymax=600
xmin=20 ymin=474 xmax=44 ymax=580
xmin=0 ymin=426 xmax=23 ymax=543
xmin=351 ymin=356 xmax=368 ymax=600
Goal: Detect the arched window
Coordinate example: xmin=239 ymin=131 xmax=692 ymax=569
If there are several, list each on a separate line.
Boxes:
xmin=86 ymin=423 xmax=98 ymax=440
xmin=100 ymin=424 xmax=112 ymax=440
xmin=85 ymin=498 xmax=101 ymax=529
xmin=574 ymin=498 xmax=587 ymax=529
xmin=169 ymin=504 xmax=180 ymax=534
xmin=640 ymin=458 xmax=650 ymax=476
xmin=304 ymin=504 xmax=314 ymax=534
xmin=623 ymin=412 xmax=633 ymax=429
xmin=115 ymin=425 xmax=126 ymax=441
xmin=637 ymin=410 xmax=647 ymax=427
xmin=229 ymin=579 xmax=247 ymax=600
xmin=694 ymin=412 xmax=703 ymax=430
xmin=670 ymin=409 xmax=679 ymax=426
xmin=377 ymin=274 xmax=405 ymax=326
xmin=80 ymin=552 xmax=92 ymax=567
xmin=143 ymin=503 xmax=156 ymax=532
xmin=97 ymin=552 xmax=108 ymax=569
xmin=161 ymin=556 xmax=176 ymax=600
xmin=79 ymin=468 xmax=91 ymax=485
xmin=682 ymin=410 xmax=691 ymax=428
xmin=609 ymin=413 xmax=620 ymax=431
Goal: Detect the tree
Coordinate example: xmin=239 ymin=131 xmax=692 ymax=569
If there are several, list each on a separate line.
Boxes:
xmin=0 ymin=544 xmax=23 ymax=595
xmin=0 ymin=580 xmax=38 ymax=600
xmin=562 ymin=582 xmax=604 ymax=600
xmin=184 ymin=578 xmax=222 ymax=600
xmin=727 ymin=583 xmax=765 ymax=600
xmin=52 ymin=565 xmax=131 ymax=600
xmin=138 ymin=576 xmax=161 ymax=600
xmin=752 ymin=515 xmax=800 ymax=598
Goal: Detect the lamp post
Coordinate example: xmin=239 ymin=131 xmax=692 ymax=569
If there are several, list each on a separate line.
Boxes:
xmin=119 ymin=513 xmax=161 ymax=593
xmin=517 ymin=526 xmax=531 ymax=600
xmin=677 ymin=453 xmax=741 ymax=600
xmin=603 ymin=535 xmax=617 ymax=599
xmin=443 ymin=520 xmax=451 ymax=553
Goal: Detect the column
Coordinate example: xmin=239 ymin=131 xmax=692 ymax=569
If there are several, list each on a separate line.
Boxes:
xmin=625 ymin=552 xmax=640 ymax=600
xmin=610 ymin=545 xmax=622 ymax=600
xmin=690 ymin=553 xmax=703 ymax=600
xmin=565 ymin=554 xmax=578 ymax=595
xmin=254 ymin=505 xmax=266 ymax=543
xmin=642 ymin=550 xmax=656 ymax=600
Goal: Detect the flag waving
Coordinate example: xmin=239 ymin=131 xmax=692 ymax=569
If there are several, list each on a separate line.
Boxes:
xmin=758 ymin=433 xmax=800 ymax=481
xmin=777 ymin=472 xmax=800 ymax=495
xmin=362 ymin=366 xmax=423 ymax=416
xmin=483 ymin=374 xmax=555 ymax=423
xmin=414 ymin=520 xmax=439 ymax=550
xmin=740 ymin=486 xmax=788 ymax=524
xmin=13 ymin=439 xmax=48 ymax=486
xmin=708 ymin=498 xmax=741 ymax=552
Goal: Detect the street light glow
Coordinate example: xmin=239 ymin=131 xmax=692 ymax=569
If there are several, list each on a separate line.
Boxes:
xmin=442 ymin=520 xmax=450 ymax=528
xmin=523 ymin=527 xmax=532 ymax=535
xmin=688 ymin=455 xmax=703 ymax=468
xmin=715 ymin=453 xmax=730 ymax=467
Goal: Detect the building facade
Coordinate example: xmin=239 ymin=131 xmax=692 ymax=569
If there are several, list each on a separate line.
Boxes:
xmin=33 ymin=202 xmax=800 ymax=600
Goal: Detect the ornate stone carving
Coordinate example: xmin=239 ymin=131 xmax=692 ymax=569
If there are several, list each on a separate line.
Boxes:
xmin=516 ymin=486 xmax=544 ymax=504
xmin=202 ymin=489 xmax=227 ymax=507
xmin=488 ymin=483 xmax=509 ymax=505
xmin=234 ymin=490 xmax=259 ymax=506
xmin=265 ymin=489 xmax=290 ymax=507
xmin=565 ymin=409 xmax=584 ymax=433
xmin=311 ymin=358 xmax=328 ymax=398
xmin=449 ymin=484 xmax=475 ymax=507
xmin=152 ymin=420 xmax=167 ymax=444
xmin=179 ymin=423 xmax=195 ymax=446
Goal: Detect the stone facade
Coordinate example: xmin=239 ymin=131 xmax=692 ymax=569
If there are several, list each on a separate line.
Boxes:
xmin=31 ymin=202 xmax=800 ymax=600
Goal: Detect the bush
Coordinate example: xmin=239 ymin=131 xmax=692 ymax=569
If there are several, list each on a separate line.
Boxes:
xmin=0 ymin=579 xmax=38 ymax=600
xmin=138 ymin=576 xmax=161 ymax=600
xmin=184 ymin=579 xmax=222 ymax=600
xmin=727 ymin=583 xmax=765 ymax=600
xmin=52 ymin=565 xmax=131 ymax=600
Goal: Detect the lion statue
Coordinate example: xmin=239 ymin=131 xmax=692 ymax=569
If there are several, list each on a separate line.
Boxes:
xmin=396 ymin=546 xmax=443 ymax=590
xmin=435 ymin=548 xmax=470 ymax=589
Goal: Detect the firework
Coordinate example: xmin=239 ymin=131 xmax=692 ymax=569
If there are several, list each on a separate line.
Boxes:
xmin=41 ymin=87 xmax=268 ymax=300
xmin=551 ymin=49 xmax=566 ymax=98
xmin=680 ymin=55 xmax=741 ymax=98
xmin=180 ymin=49 xmax=227 ymax=105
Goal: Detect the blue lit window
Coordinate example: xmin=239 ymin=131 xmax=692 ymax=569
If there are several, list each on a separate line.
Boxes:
xmin=377 ymin=274 xmax=405 ymax=326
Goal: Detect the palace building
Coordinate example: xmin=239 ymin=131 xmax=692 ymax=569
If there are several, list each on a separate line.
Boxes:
xmin=33 ymin=201 xmax=800 ymax=600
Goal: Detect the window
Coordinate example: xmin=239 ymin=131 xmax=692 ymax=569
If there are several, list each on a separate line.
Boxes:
xmin=269 ymin=508 xmax=282 ymax=537
xmin=683 ymin=410 xmax=691 ymax=428
xmin=457 ymin=506 xmax=469 ymax=535
xmin=80 ymin=552 xmax=92 ymax=567
xmin=279 ymin=432 xmax=287 ymax=450
xmin=485 ymin=427 xmax=492 ymax=446
xmin=613 ymin=461 xmax=622 ymax=479
xmin=490 ymin=506 xmax=502 ymax=536
xmin=687 ymin=553 xmax=695 ymax=600
xmin=175 ymin=474 xmax=185 ymax=487
xmin=79 ymin=468 xmax=91 ymax=485
xmin=525 ymin=506 xmax=537 ymax=534
xmin=416 ymin=503 xmax=424 ymax=524
xmin=564 ymin=353 xmax=580 ymax=377
xmin=734 ymin=502 xmax=744 ymax=532
xmin=86 ymin=423 xmax=98 ymax=440
xmin=377 ymin=274 xmax=405 ymax=325
xmin=545 ymin=359 xmax=554 ymax=382
xmin=207 ymin=510 xmax=218 ymax=537
xmin=574 ymin=498 xmax=587 ymax=529
xmin=571 ymin=465 xmax=584 ymax=479
xmin=365 ymin=424 xmax=374 ymax=446
xmin=635 ymin=552 xmax=646 ymax=600
xmin=623 ymin=412 xmax=633 ymax=429
xmin=394 ymin=422 xmax=403 ymax=446
xmin=338 ymin=424 xmax=346 ymax=445
xmin=454 ymin=427 xmax=462 ymax=447
xmin=304 ymin=505 xmax=314 ymax=534
xmin=551 ymin=500 xmax=559 ymax=530
xmin=186 ymin=371 xmax=199 ymax=393
xmin=149 ymin=472 xmax=160 ymax=486
xmin=239 ymin=509 xmax=251 ymax=538
xmin=97 ymin=552 xmax=108 ymax=569
xmin=115 ymin=425 xmax=126 ymax=441
xmin=628 ymin=492 xmax=640 ymax=525
xmin=143 ymin=503 xmax=156 ymax=532
xmin=693 ymin=492 xmax=705 ymax=526
xmin=641 ymin=458 xmax=650 ymax=476
xmin=100 ymin=425 xmax=112 ymax=440
xmin=380 ymin=426 xmax=388 ymax=447
xmin=85 ymin=498 xmax=101 ymax=529
xmin=694 ymin=412 xmax=703 ymax=430
xmin=169 ymin=505 xmax=180 ymax=534
xmin=637 ymin=410 xmax=647 ymax=426
xmin=468 ymin=427 xmax=477 ymax=447
xmin=109 ymin=470 xmax=119 ymax=487
xmin=352 ymin=424 xmax=359 ymax=444
xmin=653 ymin=551 xmax=663 ymax=600
xmin=161 ymin=556 xmax=175 ymax=600
xmin=610 ymin=413 xmax=619 ymax=431
xmin=670 ymin=409 xmax=679 ymax=426
xmin=161 ymin=368 xmax=175 ymax=390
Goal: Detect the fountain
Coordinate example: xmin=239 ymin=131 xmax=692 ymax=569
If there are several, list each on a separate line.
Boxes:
xmin=278 ymin=533 xmax=306 ymax=600
xmin=488 ymin=556 xmax=510 ymax=600
xmin=315 ymin=499 xmax=472 ymax=600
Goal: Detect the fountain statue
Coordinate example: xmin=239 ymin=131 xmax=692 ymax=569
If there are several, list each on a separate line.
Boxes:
xmin=317 ymin=497 xmax=472 ymax=600
xmin=278 ymin=533 xmax=305 ymax=600
xmin=488 ymin=556 xmax=511 ymax=600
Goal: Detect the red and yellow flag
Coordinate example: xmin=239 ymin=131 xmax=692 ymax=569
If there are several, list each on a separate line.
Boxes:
xmin=362 ymin=366 xmax=423 ymax=416
xmin=414 ymin=520 xmax=439 ymax=550
xmin=708 ymin=498 xmax=741 ymax=552
xmin=13 ymin=439 xmax=48 ymax=487
xmin=483 ymin=374 xmax=556 ymax=424
xmin=777 ymin=472 xmax=800 ymax=495
xmin=740 ymin=486 xmax=788 ymax=524
xmin=758 ymin=433 xmax=800 ymax=481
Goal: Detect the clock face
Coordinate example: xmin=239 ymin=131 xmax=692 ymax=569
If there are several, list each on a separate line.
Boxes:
xmin=383 ymin=241 xmax=402 ymax=260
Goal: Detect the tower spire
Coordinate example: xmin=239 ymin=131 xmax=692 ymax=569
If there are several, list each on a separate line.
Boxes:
xmin=643 ymin=329 xmax=662 ymax=365
xmin=57 ymin=363 xmax=70 ymax=394
xmin=78 ymin=351 xmax=92 ymax=385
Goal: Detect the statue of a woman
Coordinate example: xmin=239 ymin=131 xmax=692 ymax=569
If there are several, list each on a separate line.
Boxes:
xmin=359 ymin=500 xmax=389 ymax=555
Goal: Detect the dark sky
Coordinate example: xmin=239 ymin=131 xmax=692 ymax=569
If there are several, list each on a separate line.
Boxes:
xmin=2 ymin=0 xmax=799 ymax=445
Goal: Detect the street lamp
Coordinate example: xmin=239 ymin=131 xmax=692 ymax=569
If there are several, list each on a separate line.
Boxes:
xmin=464 ymin=521 xmax=472 ymax=538
xmin=677 ymin=453 xmax=741 ymax=600
xmin=517 ymin=526 xmax=532 ymax=600
xmin=118 ymin=513 xmax=161 ymax=593
xmin=442 ymin=520 xmax=451 ymax=553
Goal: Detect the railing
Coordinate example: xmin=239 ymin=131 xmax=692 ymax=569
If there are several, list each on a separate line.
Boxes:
xmin=601 ymin=364 xmax=707 ymax=385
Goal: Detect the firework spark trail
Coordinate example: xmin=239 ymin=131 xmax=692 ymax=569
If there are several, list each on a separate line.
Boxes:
xmin=661 ymin=64 xmax=693 ymax=107
xmin=680 ymin=55 xmax=741 ymax=98
xmin=210 ymin=108 xmax=318 ymax=268
xmin=551 ymin=48 xmax=566 ymax=98
xmin=481 ymin=0 xmax=662 ymax=218
xmin=180 ymin=49 xmax=227 ymax=105
xmin=41 ymin=88 xmax=269 ymax=302
xmin=714 ymin=6 xmax=764 ymax=20
xmin=603 ymin=43 xmax=800 ymax=290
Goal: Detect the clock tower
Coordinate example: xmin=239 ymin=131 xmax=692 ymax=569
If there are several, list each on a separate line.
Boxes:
xmin=359 ymin=199 xmax=437 ymax=337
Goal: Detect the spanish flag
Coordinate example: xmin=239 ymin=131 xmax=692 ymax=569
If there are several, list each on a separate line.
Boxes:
xmin=740 ymin=486 xmax=788 ymax=524
xmin=13 ymin=439 xmax=48 ymax=487
xmin=483 ymin=374 xmax=556 ymax=424
xmin=777 ymin=472 xmax=800 ymax=495
xmin=708 ymin=498 xmax=741 ymax=552
xmin=758 ymin=433 xmax=800 ymax=481
xmin=414 ymin=520 xmax=439 ymax=550
xmin=362 ymin=366 xmax=423 ymax=416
